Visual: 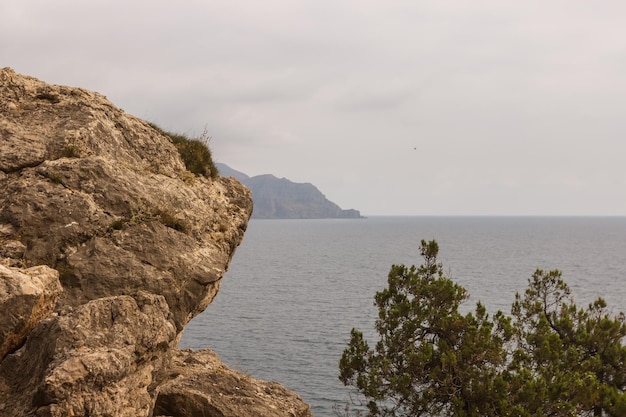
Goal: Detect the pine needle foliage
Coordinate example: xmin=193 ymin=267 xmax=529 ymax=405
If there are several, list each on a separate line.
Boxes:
xmin=339 ymin=240 xmax=626 ymax=417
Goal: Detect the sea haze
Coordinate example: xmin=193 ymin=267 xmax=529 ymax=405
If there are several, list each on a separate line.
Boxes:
xmin=180 ymin=216 xmax=626 ymax=417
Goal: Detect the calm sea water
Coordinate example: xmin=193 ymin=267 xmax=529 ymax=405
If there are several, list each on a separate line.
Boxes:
xmin=180 ymin=217 xmax=626 ymax=417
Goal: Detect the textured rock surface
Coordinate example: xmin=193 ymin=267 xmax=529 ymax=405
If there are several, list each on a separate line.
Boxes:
xmin=0 ymin=263 xmax=62 ymax=361
xmin=0 ymin=67 xmax=251 ymax=331
xmin=0 ymin=68 xmax=312 ymax=417
xmin=0 ymin=293 xmax=176 ymax=417
xmin=154 ymin=349 xmax=312 ymax=417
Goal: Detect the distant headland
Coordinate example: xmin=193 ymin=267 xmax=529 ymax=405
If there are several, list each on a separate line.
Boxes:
xmin=217 ymin=163 xmax=364 ymax=219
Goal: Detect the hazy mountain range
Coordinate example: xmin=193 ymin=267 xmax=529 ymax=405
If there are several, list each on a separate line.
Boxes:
xmin=217 ymin=163 xmax=363 ymax=219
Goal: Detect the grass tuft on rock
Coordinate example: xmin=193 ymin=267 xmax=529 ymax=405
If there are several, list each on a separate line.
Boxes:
xmin=149 ymin=122 xmax=219 ymax=179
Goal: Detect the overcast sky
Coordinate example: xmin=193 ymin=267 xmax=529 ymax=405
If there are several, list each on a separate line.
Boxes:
xmin=3 ymin=1 xmax=625 ymax=215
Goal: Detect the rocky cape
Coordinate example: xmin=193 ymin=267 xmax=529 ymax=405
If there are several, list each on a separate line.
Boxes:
xmin=0 ymin=68 xmax=312 ymax=417
xmin=217 ymin=163 xmax=363 ymax=219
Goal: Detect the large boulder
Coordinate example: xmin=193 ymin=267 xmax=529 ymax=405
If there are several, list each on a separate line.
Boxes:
xmin=154 ymin=349 xmax=312 ymax=417
xmin=0 ymin=68 xmax=312 ymax=417
xmin=0 ymin=292 xmax=176 ymax=417
xmin=0 ymin=263 xmax=62 ymax=361
xmin=0 ymin=67 xmax=252 ymax=331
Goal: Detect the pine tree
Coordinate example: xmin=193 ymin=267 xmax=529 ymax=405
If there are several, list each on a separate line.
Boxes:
xmin=339 ymin=240 xmax=626 ymax=416
xmin=339 ymin=240 xmax=513 ymax=416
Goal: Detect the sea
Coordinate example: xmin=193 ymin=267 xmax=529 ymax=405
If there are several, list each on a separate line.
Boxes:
xmin=180 ymin=216 xmax=626 ymax=417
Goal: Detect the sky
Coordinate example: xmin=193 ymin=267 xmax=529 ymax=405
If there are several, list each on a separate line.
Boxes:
xmin=2 ymin=1 xmax=626 ymax=216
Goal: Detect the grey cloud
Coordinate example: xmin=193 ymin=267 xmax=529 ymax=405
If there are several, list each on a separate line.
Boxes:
xmin=3 ymin=0 xmax=626 ymax=214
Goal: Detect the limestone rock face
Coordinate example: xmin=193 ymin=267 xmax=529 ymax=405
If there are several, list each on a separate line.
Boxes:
xmin=0 ymin=293 xmax=176 ymax=417
xmin=154 ymin=350 xmax=313 ymax=417
xmin=0 ymin=263 xmax=62 ymax=361
xmin=0 ymin=67 xmax=252 ymax=331
xmin=0 ymin=68 xmax=312 ymax=417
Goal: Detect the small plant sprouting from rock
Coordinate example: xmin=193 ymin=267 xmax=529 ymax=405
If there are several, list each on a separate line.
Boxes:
xmin=55 ymin=260 xmax=79 ymax=288
xmin=110 ymin=206 xmax=190 ymax=234
xmin=148 ymin=122 xmax=219 ymax=179
xmin=35 ymin=91 xmax=61 ymax=103
xmin=61 ymin=144 xmax=80 ymax=158
xmin=109 ymin=218 xmax=126 ymax=231
xmin=45 ymin=172 xmax=65 ymax=185
xmin=153 ymin=208 xmax=190 ymax=233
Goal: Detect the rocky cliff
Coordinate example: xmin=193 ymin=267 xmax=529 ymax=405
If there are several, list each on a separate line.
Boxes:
xmin=217 ymin=163 xmax=363 ymax=219
xmin=0 ymin=68 xmax=312 ymax=417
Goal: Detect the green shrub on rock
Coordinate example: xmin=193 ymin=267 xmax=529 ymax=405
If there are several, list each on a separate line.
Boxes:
xmin=149 ymin=122 xmax=218 ymax=179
